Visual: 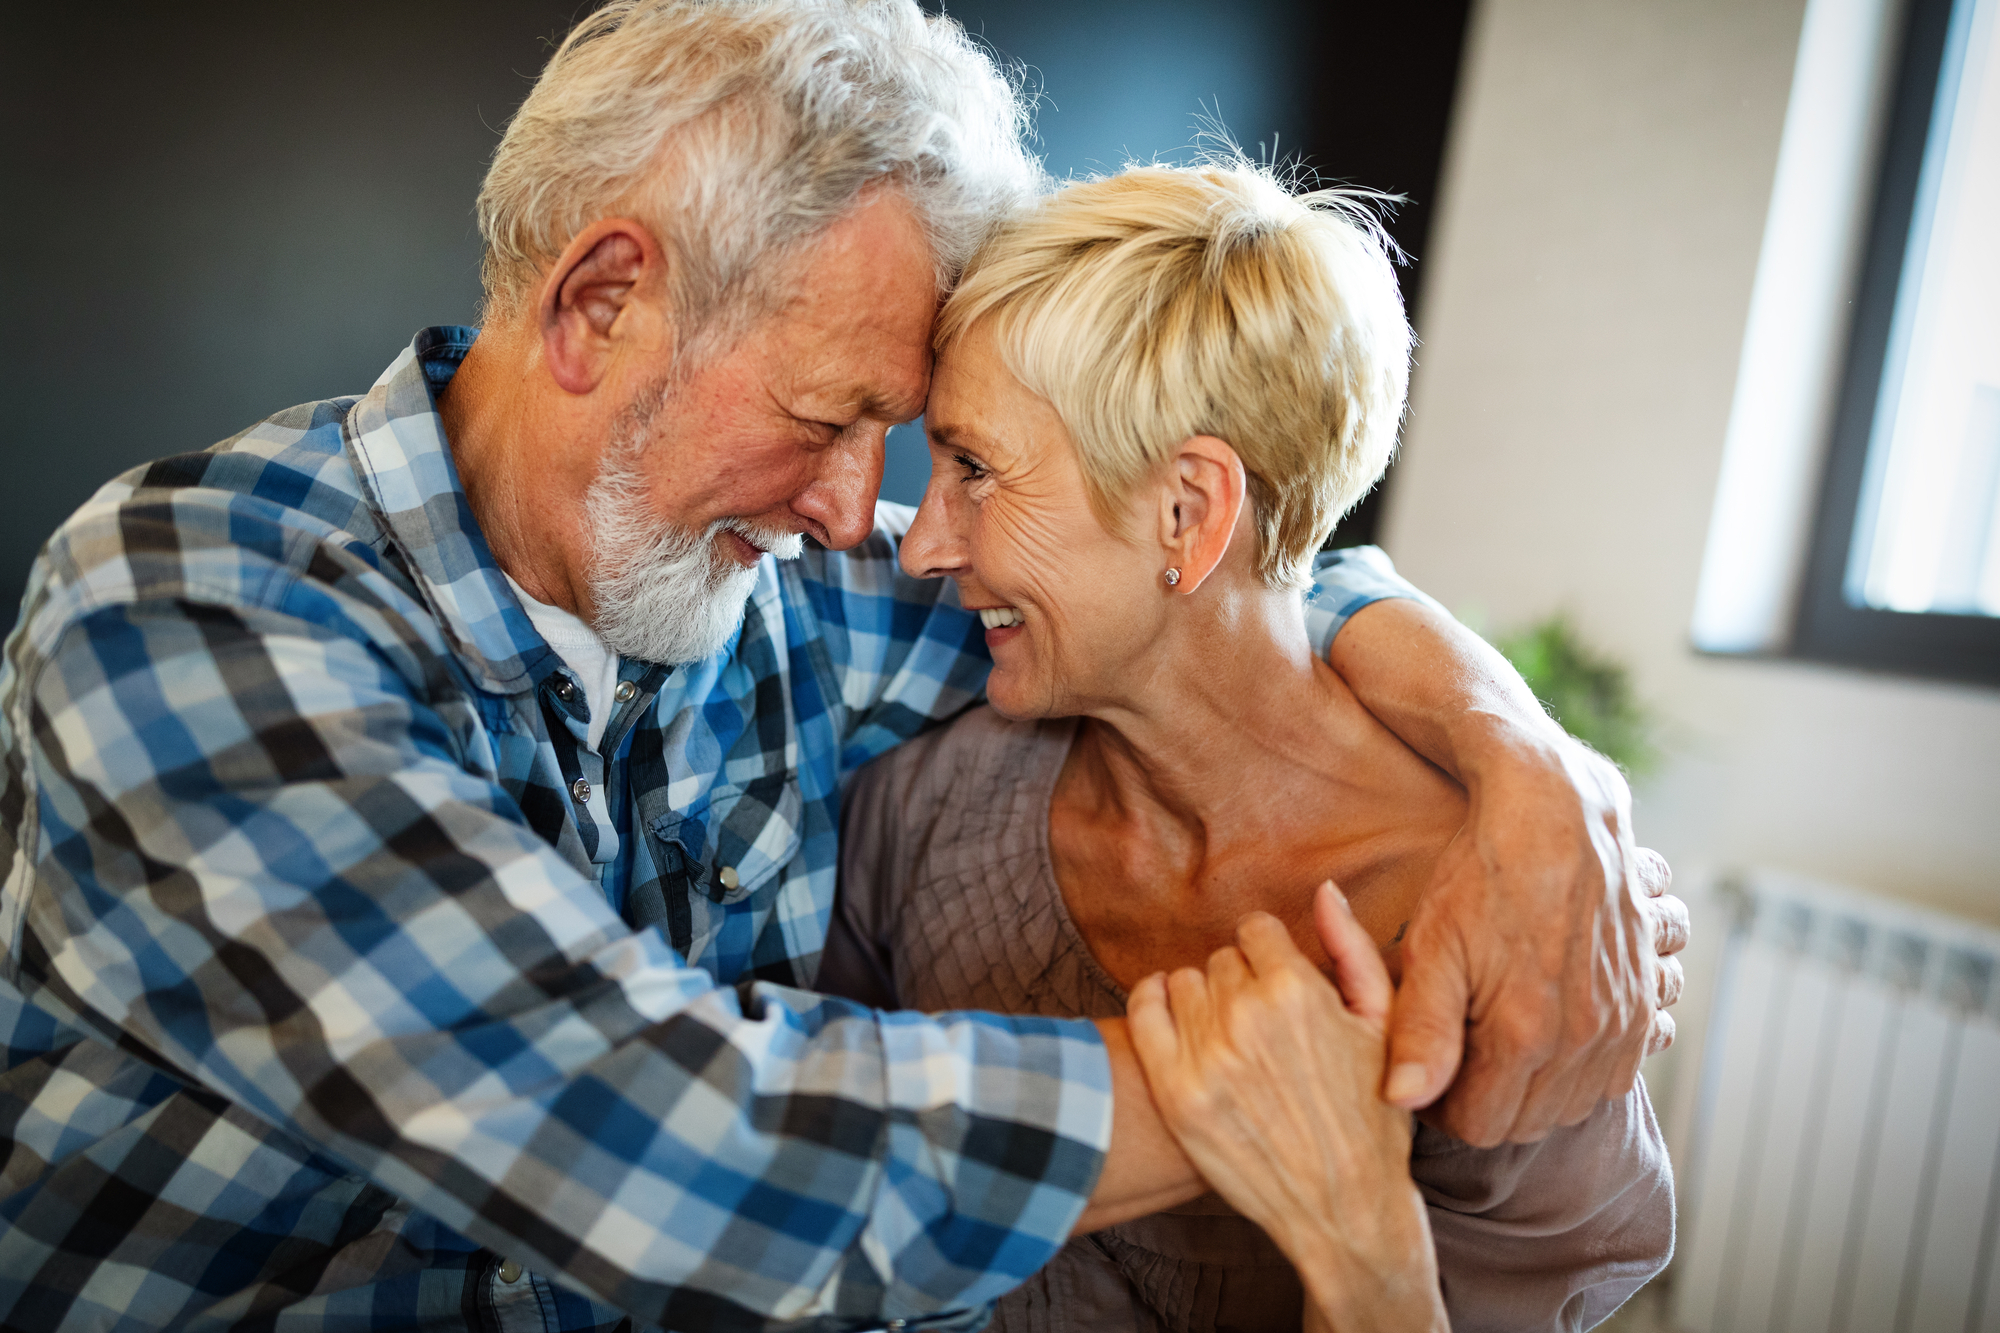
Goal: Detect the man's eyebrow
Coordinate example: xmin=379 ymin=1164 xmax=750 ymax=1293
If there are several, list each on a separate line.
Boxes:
xmin=832 ymin=384 xmax=926 ymax=423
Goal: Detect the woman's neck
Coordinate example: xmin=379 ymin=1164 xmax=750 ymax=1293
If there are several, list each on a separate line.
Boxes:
xmin=1046 ymin=582 xmax=1464 ymax=987
xmin=1066 ymin=587 xmax=1353 ymax=850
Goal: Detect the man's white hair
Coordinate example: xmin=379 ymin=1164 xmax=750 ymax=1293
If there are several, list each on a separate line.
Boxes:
xmin=477 ymin=0 xmax=1044 ymax=343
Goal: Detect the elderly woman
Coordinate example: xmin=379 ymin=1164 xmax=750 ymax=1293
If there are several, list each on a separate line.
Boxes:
xmin=818 ymin=159 xmax=1674 ymax=1332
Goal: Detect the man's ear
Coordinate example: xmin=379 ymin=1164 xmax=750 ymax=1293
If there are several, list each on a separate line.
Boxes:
xmin=537 ymin=217 xmax=670 ymax=396
xmin=1156 ymin=435 xmax=1248 ymax=594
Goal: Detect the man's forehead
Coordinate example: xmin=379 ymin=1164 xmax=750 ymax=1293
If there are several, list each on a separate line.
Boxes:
xmin=761 ymin=190 xmax=939 ymax=415
xmin=779 ymin=335 xmax=931 ymax=419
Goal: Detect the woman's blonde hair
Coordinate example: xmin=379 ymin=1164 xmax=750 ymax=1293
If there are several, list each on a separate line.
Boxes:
xmin=938 ymin=158 xmax=1412 ymax=589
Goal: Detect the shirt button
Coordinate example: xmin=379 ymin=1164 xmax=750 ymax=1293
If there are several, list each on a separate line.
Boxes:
xmin=554 ymin=679 xmax=576 ymax=702
xmin=718 ymin=865 xmax=740 ymax=890
xmin=570 ymin=778 xmax=592 ymax=803
xmin=615 ymin=680 xmax=638 ymax=702
xmin=497 ymin=1259 xmax=523 ymax=1284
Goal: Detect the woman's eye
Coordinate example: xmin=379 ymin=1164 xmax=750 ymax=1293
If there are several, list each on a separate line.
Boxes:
xmin=952 ymin=452 xmax=987 ymax=480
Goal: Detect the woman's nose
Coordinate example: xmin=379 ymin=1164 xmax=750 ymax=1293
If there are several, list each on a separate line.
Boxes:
xmin=900 ymin=475 xmax=968 ymax=579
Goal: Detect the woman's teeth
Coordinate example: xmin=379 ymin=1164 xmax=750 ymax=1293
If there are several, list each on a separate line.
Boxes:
xmin=978 ymin=607 xmax=1024 ymax=629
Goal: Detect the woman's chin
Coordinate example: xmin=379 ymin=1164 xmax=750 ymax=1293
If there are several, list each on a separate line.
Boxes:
xmin=984 ymin=670 xmax=1056 ymax=723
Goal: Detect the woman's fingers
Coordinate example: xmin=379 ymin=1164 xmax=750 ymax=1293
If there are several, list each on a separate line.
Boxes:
xmin=1232 ymin=912 xmax=1296 ymax=979
xmin=1208 ymin=940 xmax=1254 ymax=1006
xmin=1127 ymin=972 xmax=1180 ymax=1078
xmin=1166 ymin=965 xmax=1220 ymax=1061
xmin=1314 ymin=881 xmax=1394 ymax=1026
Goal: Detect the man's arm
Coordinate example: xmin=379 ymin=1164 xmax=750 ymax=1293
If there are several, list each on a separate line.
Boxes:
xmin=13 ymin=598 xmax=1111 ymax=1327
xmin=1076 ymin=1020 xmax=1205 ymax=1232
xmin=1307 ymin=550 xmax=1661 ymax=1146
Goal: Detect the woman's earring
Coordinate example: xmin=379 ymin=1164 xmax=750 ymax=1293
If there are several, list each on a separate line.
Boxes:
xmin=1164 ymin=568 xmax=1181 ymax=587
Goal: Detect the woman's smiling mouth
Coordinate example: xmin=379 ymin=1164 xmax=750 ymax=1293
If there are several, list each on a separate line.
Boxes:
xmin=974 ymin=605 xmax=1025 ymax=646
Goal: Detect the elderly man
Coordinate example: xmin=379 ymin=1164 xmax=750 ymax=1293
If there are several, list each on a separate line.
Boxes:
xmin=0 ymin=2 xmax=1684 ymax=1330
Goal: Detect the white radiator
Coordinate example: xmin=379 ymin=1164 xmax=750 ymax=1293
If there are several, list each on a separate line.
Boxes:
xmin=1674 ymin=872 xmax=2000 ymax=1333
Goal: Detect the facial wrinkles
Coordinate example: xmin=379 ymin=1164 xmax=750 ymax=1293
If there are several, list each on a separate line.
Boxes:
xmin=954 ymin=399 xmax=1158 ymax=721
xmin=583 ymin=380 xmax=804 ymax=665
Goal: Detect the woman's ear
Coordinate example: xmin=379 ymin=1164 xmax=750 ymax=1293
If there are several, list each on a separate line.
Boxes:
xmin=1156 ymin=435 xmax=1248 ymax=594
xmin=537 ymin=217 xmax=673 ymax=396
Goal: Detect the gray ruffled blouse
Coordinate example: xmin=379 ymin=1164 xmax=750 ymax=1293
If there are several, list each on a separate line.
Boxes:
xmin=819 ymin=706 xmax=1674 ymax=1333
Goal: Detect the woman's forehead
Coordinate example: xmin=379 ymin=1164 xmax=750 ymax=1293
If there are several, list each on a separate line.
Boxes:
xmin=928 ymin=333 xmax=1066 ymax=459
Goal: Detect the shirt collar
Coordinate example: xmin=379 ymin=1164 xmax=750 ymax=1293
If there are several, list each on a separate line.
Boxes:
xmin=344 ymin=325 xmax=558 ymax=695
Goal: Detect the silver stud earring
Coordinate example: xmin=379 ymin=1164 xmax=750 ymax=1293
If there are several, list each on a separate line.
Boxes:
xmin=1164 ymin=568 xmax=1181 ymax=587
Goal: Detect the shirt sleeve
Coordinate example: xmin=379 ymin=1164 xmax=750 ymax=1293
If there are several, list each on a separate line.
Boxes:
xmin=13 ymin=595 xmax=1111 ymax=1330
xmin=1304 ymin=544 xmax=1444 ymax=658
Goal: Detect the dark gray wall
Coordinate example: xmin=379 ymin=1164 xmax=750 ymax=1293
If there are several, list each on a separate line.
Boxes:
xmin=0 ymin=1 xmax=1466 ymax=620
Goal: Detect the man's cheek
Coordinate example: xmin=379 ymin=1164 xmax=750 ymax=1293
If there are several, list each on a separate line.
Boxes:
xmin=683 ymin=438 xmax=821 ymax=517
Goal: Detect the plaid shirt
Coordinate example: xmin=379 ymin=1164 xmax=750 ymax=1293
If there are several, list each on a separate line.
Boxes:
xmin=0 ymin=327 xmax=1418 ymax=1332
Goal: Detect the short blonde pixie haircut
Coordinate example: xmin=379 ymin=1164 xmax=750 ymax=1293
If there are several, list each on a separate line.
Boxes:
xmin=937 ymin=158 xmax=1412 ymax=590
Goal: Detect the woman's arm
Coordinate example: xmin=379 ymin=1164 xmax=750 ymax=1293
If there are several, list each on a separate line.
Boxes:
xmin=1127 ymin=885 xmax=1448 ymax=1333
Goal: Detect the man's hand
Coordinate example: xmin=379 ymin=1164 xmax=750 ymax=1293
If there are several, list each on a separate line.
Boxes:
xmin=1321 ymin=597 xmax=1694 ymax=1146
xmin=1643 ymin=847 xmax=1689 ymax=1055
xmin=1385 ymin=735 xmax=1686 ymax=1145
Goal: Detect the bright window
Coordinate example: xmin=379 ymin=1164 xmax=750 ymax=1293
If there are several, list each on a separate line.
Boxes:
xmin=1795 ymin=0 xmax=2000 ymax=682
xmin=1850 ymin=0 xmax=2000 ymax=615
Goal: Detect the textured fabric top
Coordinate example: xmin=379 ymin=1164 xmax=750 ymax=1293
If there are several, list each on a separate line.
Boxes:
xmin=0 ymin=325 xmax=1420 ymax=1333
xmin=825 ymin=706 xmax=1678 ymax=1333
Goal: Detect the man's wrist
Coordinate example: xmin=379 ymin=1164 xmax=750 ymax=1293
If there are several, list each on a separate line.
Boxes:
xmin=1440 ymin=706 xmax=1572 ymax=790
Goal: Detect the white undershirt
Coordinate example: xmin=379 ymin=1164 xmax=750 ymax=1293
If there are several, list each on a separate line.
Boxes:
xmin=504 ymin=574 xmax=621 ymax=753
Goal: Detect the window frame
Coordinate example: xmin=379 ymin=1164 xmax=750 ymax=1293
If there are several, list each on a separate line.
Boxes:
xmin=1795 ymin=0 xmax=2000 ymax=686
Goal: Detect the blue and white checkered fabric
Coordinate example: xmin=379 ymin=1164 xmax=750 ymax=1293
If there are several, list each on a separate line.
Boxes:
xmin=0 ymin=327 xmax=1419 ymax=1331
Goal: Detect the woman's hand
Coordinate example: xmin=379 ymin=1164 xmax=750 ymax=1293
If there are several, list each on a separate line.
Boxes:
xmin=1127 ymin=883 xmax=1447 ymax=1333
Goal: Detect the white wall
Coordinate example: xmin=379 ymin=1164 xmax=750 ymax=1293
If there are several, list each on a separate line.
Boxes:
xmin=1385 ymin=0 xmax=2000 ymax=928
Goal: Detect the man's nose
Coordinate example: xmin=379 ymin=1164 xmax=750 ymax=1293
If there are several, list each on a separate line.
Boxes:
xmin=792 ymin=427 xmax=885 ymax=550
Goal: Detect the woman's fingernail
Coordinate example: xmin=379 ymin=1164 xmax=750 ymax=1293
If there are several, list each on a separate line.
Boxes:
xmin=1384 ymin=1063 xmax=1430 ymax=1103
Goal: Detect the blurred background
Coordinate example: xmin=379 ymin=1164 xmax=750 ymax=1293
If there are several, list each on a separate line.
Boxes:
xmin=4 ymin=1 xmax=1999 ymax=1329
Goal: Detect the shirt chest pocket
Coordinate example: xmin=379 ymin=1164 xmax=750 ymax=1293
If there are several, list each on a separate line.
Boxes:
xmin=649 ymin=773 xmax=803 ymax=910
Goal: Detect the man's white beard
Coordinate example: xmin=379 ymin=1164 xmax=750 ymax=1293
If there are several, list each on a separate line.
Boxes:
xmin=584 ymin=390 xmax=804 ymax=666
